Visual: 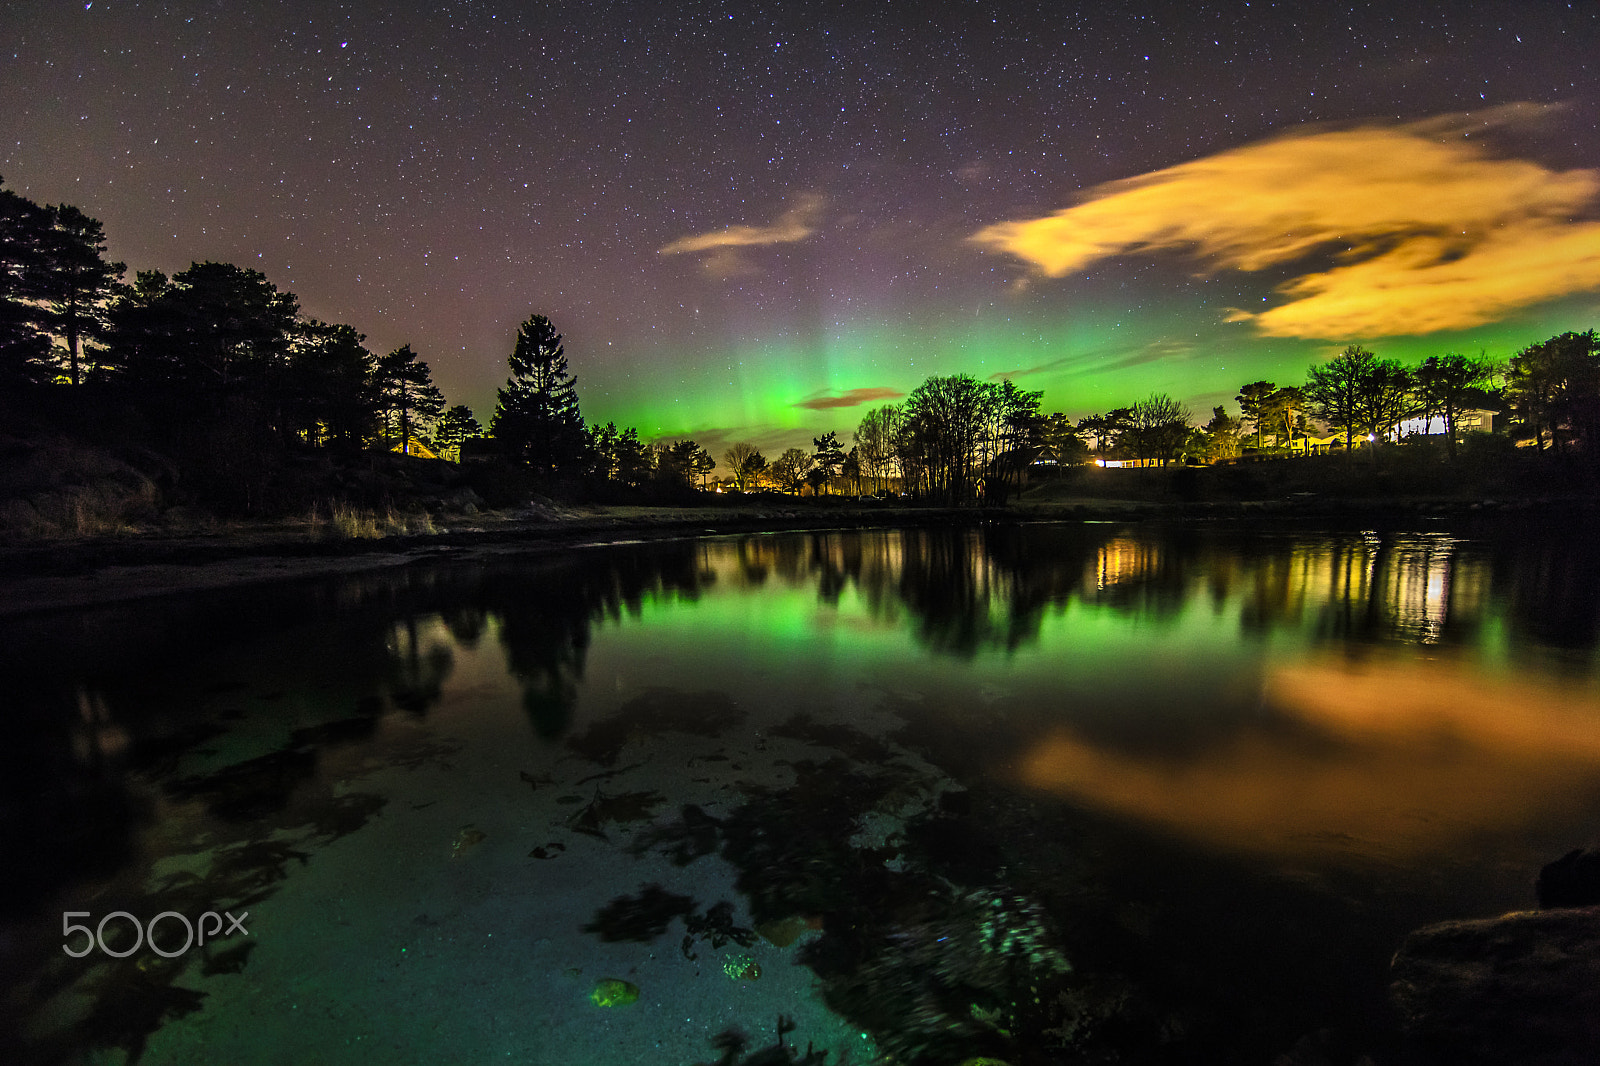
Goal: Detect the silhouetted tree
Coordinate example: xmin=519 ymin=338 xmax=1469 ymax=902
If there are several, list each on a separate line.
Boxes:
xmin=1236 ymin=380 xmax=1276 ymax=450
xmin=0 ymin=176 xmax=56 ymax=386
xmin=656 ymin=439 xmax=714 ymax=490
xmin=1306 ymin=345 xmax=1376 ymax=454
xmin=1077 ymin=408 xmax=1132 ymax=456
xmin=1507 ymin=331 xmax=1599 ymax=454
xmin=491 ymin=313 xmax=587 ymax=478
xmin=1416 ymin=353 xmax=1496 ymax=459
xmin=1127 ymin=393 xmax=1191 ymax=465
xmin=288 ymin=320 xmax=377 ymax=449
xmin=685 ymin=441 xmax=716 ymax=489
xmin=770 ymin=446 xmax=813 ymax=493
xmin=588 ymin=422 xmax=652 ymax=486
xmin=40 ymin=204 xmax=124 ymax=385
xmin=854 ymin=404 xmax=902 ymax=492
xmin=1200 ymin=406 xmax=1241 ymax=461
xmin=1260 ymin=386 xmax=1306 ymax=451
xmin=841 ymin=446 xmax=862 ymax=494
xmin=982 ymin=379 xmax=1044 ymax=501
xmin=1036 ymin=413 xmax=1088 ymax=469
xmin=106 ymin=261 xmax=299 ymax=391
xmin=811 ymin=431 xmax=847 ymax=492
xmin=376 ymin=345 xmax=443 ymax=454
xmin=1360 ymin=359 xmax=1416 ymax=447
xmin=723 ymin=442 xmax=766 ymax=491
xmin=901 ymin=373 xmax=989 ymax=502
xmin=434 ymin=405 xmax=483 ymax=461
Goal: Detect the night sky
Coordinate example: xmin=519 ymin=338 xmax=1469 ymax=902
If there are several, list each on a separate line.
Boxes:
xmin=5 ymin=1 xmax=1599 ymax=459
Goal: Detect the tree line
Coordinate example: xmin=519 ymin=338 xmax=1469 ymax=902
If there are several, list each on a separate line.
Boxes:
xmin=5 ymin=175 xmax=1598 ymax=513
xmin=0 ymin=177 xmax=720 ymax=509
xmin=714 ymin=335 xmax=1597 ymax=503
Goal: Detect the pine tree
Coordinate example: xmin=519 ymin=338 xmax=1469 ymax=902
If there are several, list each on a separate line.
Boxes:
xmin=0 ymin=177 xmax=56 ymax=386
xmin=491 ymin=314 xmax=586 ymax=477
xmin=376 ymin=345 xmax=443 ymax=454
xmin=41 ymin=204 xmax=124 ymax=385
xmin=434 ymin=405 xmax=483 ymax=461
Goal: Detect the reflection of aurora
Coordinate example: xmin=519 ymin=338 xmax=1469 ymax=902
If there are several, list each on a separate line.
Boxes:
xmin=10 ymin=520 xmax=1598 ymax=900
xmin=694 ymin=524 xmax=1600 ymax=862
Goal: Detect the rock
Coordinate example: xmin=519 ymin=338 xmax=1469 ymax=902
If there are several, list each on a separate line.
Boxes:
xmin=449 ymin=825 xmax=486 ymax=858
xmin=1389 ymin=906 xmax=1600 ymax=1065
xmin=1537 ymin=848 xmax=1600 ymax=909
xmin=588 ymin=977 xmax=639 ymax=1007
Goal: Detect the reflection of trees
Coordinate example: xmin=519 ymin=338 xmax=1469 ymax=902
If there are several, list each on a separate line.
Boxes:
xmin=1487 ymin=525 xmax=1600 ymax=653
xmin=0 ymin=544 xmax=719 ymax=917
xmin=1297 ymin=533 xmax=1489 ymax=646
xmin=484 ymin=543 xmax=710 ymax=737
xmin=710 ymin=524 xmax=1548 ymax=660
xmin=388 ymin=615 xmax=456 ymax=714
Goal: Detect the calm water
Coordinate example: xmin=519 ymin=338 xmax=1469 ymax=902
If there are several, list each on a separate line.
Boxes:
xmin=3 ymin=520 xmax=1600 ymax=1064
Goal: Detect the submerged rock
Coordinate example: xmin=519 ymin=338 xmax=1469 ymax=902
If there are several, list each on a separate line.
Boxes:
xmin=589 ymin=978 xmax=639 ymax=1007
xmin=449 ymin=825 xmax=486 ymax=858
xmin=1389 ymin=905 xmax=1600 ymax=1065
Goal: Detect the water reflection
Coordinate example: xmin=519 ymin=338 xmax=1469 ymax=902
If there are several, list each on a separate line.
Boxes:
xmin=6 ymin=522 xmax=1599 ymax=906
xmin=4 ymin=519 xmax=1600 ymax=1062
xmin=1021 ymin=649 xmax=1600 ymax=860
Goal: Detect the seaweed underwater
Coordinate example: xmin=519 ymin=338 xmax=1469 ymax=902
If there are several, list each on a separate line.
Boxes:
xmin=694 ymin=1015 xmax=831 ymax=1066
xmin=606 ymin=728 xmax=1138 ymax=1064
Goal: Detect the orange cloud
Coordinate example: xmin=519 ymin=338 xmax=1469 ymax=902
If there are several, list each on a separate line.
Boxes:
xmin=972 ymin=105 xmax=1600 ymax=338
xmin=660 ymin=193 xmax=825 ymax=272
xmin=794 ymin=386 xmax=903 ymax=410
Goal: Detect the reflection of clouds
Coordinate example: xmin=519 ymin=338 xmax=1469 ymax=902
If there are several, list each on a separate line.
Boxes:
xmin=972 ymin=105 xmax=1600 ymax=337
xmin=1018 ymin=652 xmax=1600 ymax=859
xmin=1268 ymin=655 xmax=1600 ymax=757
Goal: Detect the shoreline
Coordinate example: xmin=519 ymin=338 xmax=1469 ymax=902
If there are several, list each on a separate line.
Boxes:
xmin=1 ymin=494 xmax=1593 ymax=619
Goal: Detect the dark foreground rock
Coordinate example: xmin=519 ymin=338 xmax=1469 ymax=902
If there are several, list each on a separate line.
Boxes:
xmin=1389 ymin=906 xmax=1600 ymax=1065
xmin=1537 ymin=848 xmax=1600 ymax=909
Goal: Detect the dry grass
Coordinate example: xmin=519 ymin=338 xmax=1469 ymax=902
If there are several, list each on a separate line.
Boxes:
xmin=0 ymin=435 xmax=165 ymax=539
xmin=312 ymin=501 xmax=435 ymax=539
xmin=0 ymin=479 xmax=162 ymax=538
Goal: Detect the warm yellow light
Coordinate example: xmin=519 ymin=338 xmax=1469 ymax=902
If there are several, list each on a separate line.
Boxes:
xmin=971 ymin=105 xmax=1600 ymax=338
xmin=1015 ymin=652 xmax=1600 ymax=860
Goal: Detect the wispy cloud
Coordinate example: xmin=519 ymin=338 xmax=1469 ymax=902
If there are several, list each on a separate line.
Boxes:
xmin=991 ymin=341 xmax=1191 ymax=382
xmin=988 ymin=359 xmax=1070 ymax=381
xmin=972 ymin=105 xmax=1600 ymax=338
xmin=794 ymin=386 xmax=903 ymax=410
xmin=660 ymin=193 xmax=825 ymax=276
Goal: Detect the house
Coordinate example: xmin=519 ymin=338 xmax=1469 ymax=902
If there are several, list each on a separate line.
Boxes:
xmin=1394 ymin=409 xmax=1496 ymax=438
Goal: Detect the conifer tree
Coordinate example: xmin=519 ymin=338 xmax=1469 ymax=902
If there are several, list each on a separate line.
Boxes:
xmin=376 ymin=344 xmax=443 ymax=454
xmin=491 ymin=313 xmax=587 ymax=477
xmin=42 ymin=204 xmax=124 ymax=385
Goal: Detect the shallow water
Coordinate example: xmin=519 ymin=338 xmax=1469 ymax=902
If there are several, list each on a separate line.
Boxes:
xmin=3 ymin=520 xmax=1600 ymax=1064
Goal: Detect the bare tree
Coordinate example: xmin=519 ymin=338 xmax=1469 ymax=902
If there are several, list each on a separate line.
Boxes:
xmin=1128 ymin=393 xmax=1192 ymax=465
xmin=854 ymin=404 xmax=902 ymax=492
xmin=723 ymin=442 xmax=766 ymax=490
xmin=769 ymin=447 xmax=813 ymax=493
